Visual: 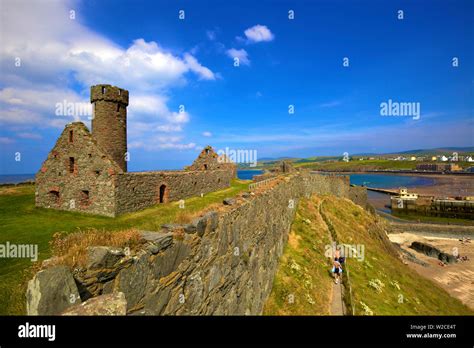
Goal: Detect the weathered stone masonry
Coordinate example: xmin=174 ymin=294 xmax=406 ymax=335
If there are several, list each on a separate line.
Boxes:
xmin=35 ymin=84 xmax=236 ymax=217
xmin=114 ymin=170 xmax=234 ymax=215
xmin=28 ymin=172 xmax=367 ymax=315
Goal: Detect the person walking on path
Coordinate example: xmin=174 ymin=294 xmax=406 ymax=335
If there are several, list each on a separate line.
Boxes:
xmin=332 ymin=259 xmax=343 ymax=284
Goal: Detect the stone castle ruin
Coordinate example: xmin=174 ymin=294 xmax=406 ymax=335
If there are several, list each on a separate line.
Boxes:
xmin=35 ymin=84 xmax=236 ymax=217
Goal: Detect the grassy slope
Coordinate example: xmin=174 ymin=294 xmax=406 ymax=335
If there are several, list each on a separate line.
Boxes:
xmin=264 ymin=196 xmax=333 ymax=315
xmin=294 ymin=159 xmax=418 ymax=171
xmin=321 ymin=196 xmax=473 ymax=315
xmin=0 ymin=180 xmax=249 ymax=315
xmin=265 ymin=195 xmax=473 ymax=315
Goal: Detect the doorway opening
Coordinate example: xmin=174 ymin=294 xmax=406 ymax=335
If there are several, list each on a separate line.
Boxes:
xmin=159 ymin=184 xmax=168 ymax=203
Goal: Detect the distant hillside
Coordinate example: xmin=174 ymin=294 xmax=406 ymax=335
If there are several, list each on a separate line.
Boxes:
xmin=385 ymin=147 xmax=474 ymax=156
xmin=264 ymin=195 xmax=473 ymax=315
xmin=254 ymin=147 xmax=474 ymax=165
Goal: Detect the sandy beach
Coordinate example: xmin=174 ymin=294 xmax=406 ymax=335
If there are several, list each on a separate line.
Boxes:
xmin=389 ymin=232 xmax=474 ymax=310
xmin=407 ymin=175 xmax=474 ymax=197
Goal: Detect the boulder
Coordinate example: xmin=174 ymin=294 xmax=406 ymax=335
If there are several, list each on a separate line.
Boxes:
xmin=183 ymin=223 xmax=197 ymax=234
xmin=87 ymin=246 xmax=125 ymax=269
xmin=27 ymin=265 xmax=81 ymax=315
xmin=203 ymin=211 xmax=218 ymax=232
xmin=62 ymin=292 xmax=127 ymax=315
xmin=160 ymin=224 xmax=181 ymax=232
xmin=192 ymin=217 xmax=207 ymax=237
xmin=116 ymin=253 xmax=149 ymax=310
xmin=223 ymin=198 xmax=236 ymax=206
xmin=190 ymin=211 xmax=218 ymax=237
xmin=140 ymin=231 xmax=173 ymax=252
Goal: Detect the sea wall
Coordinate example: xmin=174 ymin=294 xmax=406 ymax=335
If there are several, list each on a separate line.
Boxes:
xmin=27 ymin=172 xmax=366 ymax=315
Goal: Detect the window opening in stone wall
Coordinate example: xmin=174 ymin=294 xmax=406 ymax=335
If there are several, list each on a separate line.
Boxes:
xmin=81 ymin=190 xmax=90 ymax=205
xmin=48 ymin=190 xmax=60 ymax=205
xmin=102 ymin=86 xmax=106 ymax=94
xmin=69 ymin=157 xmax=75 ymax=173
xmin=69 ymin=130 xmax=73 ymax=143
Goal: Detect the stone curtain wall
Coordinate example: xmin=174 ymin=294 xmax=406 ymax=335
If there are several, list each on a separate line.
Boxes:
xmin=140 ymin=173 xmax=355 ymax=315
xmin=35 ymin=123 xmax=121 ymax=217
xmin=28 ymin=172 xmax=365 ymax=315
xmin=114 ymin=170 xmax=234 ymax=215
xmin=348 ymin=185 xmax=368 ymax=209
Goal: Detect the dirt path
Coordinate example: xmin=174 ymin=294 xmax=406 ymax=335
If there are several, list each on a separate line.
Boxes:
xmin=330 ymin=278 xmax=344 ymax=315
xmin=318 ymin=199 xmax=345 ymax=315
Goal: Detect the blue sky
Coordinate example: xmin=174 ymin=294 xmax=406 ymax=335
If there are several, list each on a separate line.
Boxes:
xmin=0 ymin=0 xmax=473 ymax=174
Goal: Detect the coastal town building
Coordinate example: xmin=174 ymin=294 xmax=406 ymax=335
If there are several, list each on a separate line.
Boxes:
xmin=35 ymin=85 xmax=236 ymax=217
xmin=416 ymin=163 xmax=461 ymax=172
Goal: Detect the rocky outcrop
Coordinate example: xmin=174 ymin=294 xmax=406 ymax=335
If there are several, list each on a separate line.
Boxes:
xmin=87 ymin=246 xmax=125 ymax=269
xmin=26 ymin=266 xmax=81 ymax=315
xmin=62 ymin=292 xmax=127 ymax=315
xmin=410 ymin=241 xmax=457 ymax=264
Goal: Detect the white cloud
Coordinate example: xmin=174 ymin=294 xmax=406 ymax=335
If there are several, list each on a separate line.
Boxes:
xmin=320 ymin=100 xmax=342 ymax=108
xmin=129 ymin=134 xmax=196 ymax=151
xmin=202 ymin=131 xmax=212 ymax=137
xmin=183 ymin=53 xmax=215 ymax=81
xmin=0 ymin=87 xmax=88 ymax=128
xmin=17 ymin=132 xmax=42 ymax=140
xmin=0 ymin=137 xmax=15 ymax=144
xmin=243 ymin=25 xmax=274 ymax=43
xmin=226 ymin=48 xmax=250 ymax=66
xmin=157 ymin=125 xmax=183 ymax=132
xmin=206 ymin=30 xmax=216 ymax=41
xmin=0 ymin=0 xmax=217 ymax=152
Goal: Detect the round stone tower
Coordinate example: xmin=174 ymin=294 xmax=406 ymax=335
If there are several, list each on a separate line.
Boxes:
xmin=90 ymin=84 xmax=129 ymax=172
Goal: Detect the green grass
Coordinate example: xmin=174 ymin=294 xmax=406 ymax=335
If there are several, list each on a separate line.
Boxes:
xmin=264 ymin=196 xmax=333 ymax=315
xmin=0 ymin=180 xmax=249 ymax=315
xmin=294 ymin=159 xmax=419 ymax=171
xmin=321 ymin=196 xmax=473 ymax=315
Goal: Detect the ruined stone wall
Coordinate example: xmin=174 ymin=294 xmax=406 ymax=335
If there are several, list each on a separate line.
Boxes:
xmin=29 ymin=172 xmax=364 ymax=316
xmin=35 ymin=123 xmax=120 ymax=217
xmin=349 ymin=186 xmax=368 ymax=209
xmin=114 ymin=169 xmax=234 ymax=215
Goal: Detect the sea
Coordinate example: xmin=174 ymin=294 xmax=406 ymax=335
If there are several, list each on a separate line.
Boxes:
xmin=0 ymin=174 xmax=35 ymax=184
xmin=349 ymin=173 xmax=436 ymax=188
xmin=237 ymin=170 xmax=263 ymax=180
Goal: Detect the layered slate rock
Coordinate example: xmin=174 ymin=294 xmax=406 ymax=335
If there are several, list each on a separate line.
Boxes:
xmin=87 ymin=246 xmax=125 ymax=269
xmin=410 ymin=241 xmax=457 ymax=264
xmin=62 ymin=292 xmax=127 ymax=315
xmin=27 ymin=265 xmax=81 ymax=315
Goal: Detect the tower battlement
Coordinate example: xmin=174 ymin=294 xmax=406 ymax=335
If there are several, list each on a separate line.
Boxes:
xmin=91 ymin=84 xmax=129 ymax=105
